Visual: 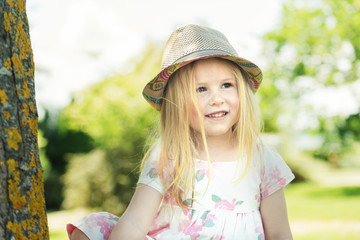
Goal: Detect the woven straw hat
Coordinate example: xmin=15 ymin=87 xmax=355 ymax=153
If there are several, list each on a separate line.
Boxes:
xmin=143 ymin=24 xmax=263 ymax=111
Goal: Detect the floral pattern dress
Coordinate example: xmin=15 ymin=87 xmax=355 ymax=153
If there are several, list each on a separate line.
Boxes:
xmin=67 ymin=144 xmax=294 ymax=239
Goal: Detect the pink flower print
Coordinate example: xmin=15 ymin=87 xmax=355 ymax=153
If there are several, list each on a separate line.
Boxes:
xmin=195 ymin=169 xmax=206 ymax=181
xmin=178 ymin=219 xmax=191 ymax=232
xmin=211 ymin=235 xmax=224 ymax=240
xmin=148 ymin=211 xmax=170 ymax=238
xmin=269 ymin=167 xmax=287 ymax=186
xmin=178 ymin=217 xmax=203 ymax=240
xmin=181 ymin=207 xmax=193 ymax=219
xmin=95 ymin=215 xmax=117 ymax=239
xmin=148 ymin=223 xmax=170 ymax=238
xmin=212 ymin=195 xmax=243 ymax=211
xmin=261 ymin=166 xmax=287 ymax=199
xmin=183 ymin=223 xmax=203 ymax=240
xmin=179 ymin=210 xmax=217 ymax=240
xmin=255 ymin=190 xmax=261 ymax=203
xmin=148 ymin=168 xmax=158 ymax=178
xmin=200 ymin=211 xmax=216 ymax=228
xmin=270 ymin=167 xmax=287 ymax=187
xmin=162 ymin=192 xmax=181 ymax=206
xmin=279 ymin=177 xmax=287 ymax=186
xmin=195 ymin=160 xmax=213 ymax=180
xmin=255 ymin=225 xmax=265 ymax=240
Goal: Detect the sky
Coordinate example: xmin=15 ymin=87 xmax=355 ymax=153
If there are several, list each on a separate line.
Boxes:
xmin=27 ymin=0 xmax=285 ymax=112
xmin=27 ymin=0 xmax=360 ymax=123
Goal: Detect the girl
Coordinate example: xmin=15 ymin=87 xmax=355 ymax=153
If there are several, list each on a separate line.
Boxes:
xmin=68 ymin=24 xmax=295 ymax=240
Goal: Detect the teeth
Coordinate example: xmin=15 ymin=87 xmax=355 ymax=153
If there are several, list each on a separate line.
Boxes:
xmin=208 ymin=112 xmax=226 ymax=118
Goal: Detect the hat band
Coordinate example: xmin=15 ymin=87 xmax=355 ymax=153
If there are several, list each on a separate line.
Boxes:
xmin=168 ymin=49 xmax=237 ymax=69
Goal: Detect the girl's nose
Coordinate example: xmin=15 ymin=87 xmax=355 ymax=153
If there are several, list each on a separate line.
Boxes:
xmin=209 ymin=91 xmax=224 ymax=106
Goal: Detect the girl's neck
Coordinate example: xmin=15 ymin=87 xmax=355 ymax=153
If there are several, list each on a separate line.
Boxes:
xmin=198 ymin=132 xmax=239 ymax=162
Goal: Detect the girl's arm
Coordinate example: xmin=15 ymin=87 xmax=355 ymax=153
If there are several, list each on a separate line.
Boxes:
xmin=108 ymin=183 xmax=163 ymax=240
xmin=260 ymin=188 xmax=293 ymax=240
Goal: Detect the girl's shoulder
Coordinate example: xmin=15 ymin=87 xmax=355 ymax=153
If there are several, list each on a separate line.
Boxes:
xmin=262 ymin=144 xmax=282 ymax=161
xmin=257 ymin=142 xmax=294 ymax=178
xmin=252 ymin=142 xmax=291 ymax=171
xmin=255 ymin=141 xmax=281 ymax=160
xmin=144 ymin=140 xmax=162 ymax=162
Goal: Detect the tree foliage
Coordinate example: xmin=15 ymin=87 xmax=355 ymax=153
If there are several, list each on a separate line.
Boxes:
xmin=58 ymin=43 xmax=163 ymax=214
xmin=39 ymin=110 xmax=94 ymax=209
xmin=260 ymin=0 xmax=360 ymax=163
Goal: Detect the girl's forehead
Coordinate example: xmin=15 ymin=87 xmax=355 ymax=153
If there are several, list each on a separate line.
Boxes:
xmin=193 ymin=58 xmax=236 ymax=82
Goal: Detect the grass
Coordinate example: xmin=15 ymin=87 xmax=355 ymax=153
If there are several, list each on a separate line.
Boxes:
xmin=286 ymin=183 xmax=360 ymax=221
xmin=49 ymin=182 xmax=360 ymax=239
xmin=286 ymin=183 xmax=360 ymax=239
xmin=49 ymin=230 xmax=68 ymax=240
xmin=292 ymin=231 xmax=359 ymax=240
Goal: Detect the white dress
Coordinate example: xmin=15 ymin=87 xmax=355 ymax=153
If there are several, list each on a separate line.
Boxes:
xmin=67 ymin=144 xmax=294 ymax=240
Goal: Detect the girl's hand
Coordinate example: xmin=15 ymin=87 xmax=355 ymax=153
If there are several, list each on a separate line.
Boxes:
xmin=108 ymin=184 xmax=162 ymax=240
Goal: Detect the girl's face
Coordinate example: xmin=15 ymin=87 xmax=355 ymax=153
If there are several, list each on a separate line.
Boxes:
xmin=190 ymin=58 xmax=239 ymax=140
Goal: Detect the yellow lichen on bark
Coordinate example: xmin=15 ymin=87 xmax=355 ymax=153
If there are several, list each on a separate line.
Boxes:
xmin=4 ymin=110 xmax=11 ymax=120
xmin=6 ymin=221 xmax=25 ymax=240
xmin=6 ymin=0 xmax=15 ymax=9
xmin=29 ymin=230 xmax=45 ymax=240
xmin=11 ymin=55 xmax=24 ymax=78
xmin=21 ymin=218 xmax=36 ymax=232
xmin=28 ymin=117 xmax=38 ymax=136
xmin=0 ymin=89 xmax=8 ymax=104
xmin=4 ymin=57 xmax=12 ymax=70
xmin=5 ymin=127 xmax=22 ymax=150
xmin=29 ymin=152 xmax=36 ymax=169
xmin=12 ymin=17 xmax=31 ymax=61
xmin=10 ymin=0 xmax=26 ymax=14
xmin=28 ymin=173 xmax=43 ymax=217
xmin=27 ymin=63 xmax=35 ymax=77
xmin=21 ymin=102 xmax=29 ymax=117
xmin=28 ymin=101 xmax=35 ymax=113
xmin=3 ymin=11 xmax=14 ymax=33
xmin=22 ymin=81 xmax=30 ymax=98
xmin=7 ymin=159 xmax=26 ymax=211
xmin=7 ymin=219 xmax=43 ymax=239
xmin=26 ymin=169 xmax=48 ymax=239
xmin=21 ymin=118 xmax=27 ymax=127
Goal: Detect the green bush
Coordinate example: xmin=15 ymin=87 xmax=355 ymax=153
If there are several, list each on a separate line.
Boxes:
xmin=59 ymin=43 xmax=162 ymax=214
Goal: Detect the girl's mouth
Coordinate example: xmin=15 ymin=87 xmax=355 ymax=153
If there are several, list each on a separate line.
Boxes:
xmin=205 ymin=111 xmax=228 ymax=118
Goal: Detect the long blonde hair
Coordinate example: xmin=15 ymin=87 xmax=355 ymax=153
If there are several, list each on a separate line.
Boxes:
xmin=141 ymin=58 xmax=262 ymax=209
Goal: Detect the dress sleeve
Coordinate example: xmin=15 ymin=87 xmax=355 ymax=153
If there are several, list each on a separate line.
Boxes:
xmin=137 ymin=145 xmax=165 ymax=195
xmin=260 ymin=145 xmax=295 ymax=200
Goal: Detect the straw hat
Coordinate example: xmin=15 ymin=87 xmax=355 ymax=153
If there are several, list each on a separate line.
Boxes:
xmin=143 ymin=24 xmax=263 ymax=111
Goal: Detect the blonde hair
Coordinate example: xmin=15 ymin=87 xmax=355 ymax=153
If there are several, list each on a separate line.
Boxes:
xmin=141 ymin=58 xmax=262 ymax=209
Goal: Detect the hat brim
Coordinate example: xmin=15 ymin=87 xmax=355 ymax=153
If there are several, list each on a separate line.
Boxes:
xmin=143 ymin=54 xmax=262 ymax=111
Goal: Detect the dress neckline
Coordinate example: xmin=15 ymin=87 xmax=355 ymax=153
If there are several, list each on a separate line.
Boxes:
xmin=195 ymin=158 xmax=239 ymax=164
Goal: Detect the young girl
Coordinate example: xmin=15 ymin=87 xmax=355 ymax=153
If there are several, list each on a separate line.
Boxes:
xmin=68 ymin=24 xmax=295 ymax=240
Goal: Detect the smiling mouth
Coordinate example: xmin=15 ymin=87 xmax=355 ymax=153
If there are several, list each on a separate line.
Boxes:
xmin=205 ymin=111 xmax=228 ymax=118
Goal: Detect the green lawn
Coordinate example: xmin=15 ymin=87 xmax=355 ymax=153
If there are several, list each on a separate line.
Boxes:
xmin=286 ymin=183 xmax=360 ymax=239
xmin=50 ymin=230 xmax=68 ymax=240
xmin=49 ymin=183 xmax=360 ymax=239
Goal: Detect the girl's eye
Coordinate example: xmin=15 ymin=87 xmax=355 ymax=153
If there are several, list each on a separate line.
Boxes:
xmin=196 ymin=87 xmax=207 ymax=93
xmin=222 ymin=83 xmax=233 ymax=88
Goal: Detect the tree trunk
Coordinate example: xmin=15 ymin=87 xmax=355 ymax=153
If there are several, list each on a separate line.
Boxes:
xmin=0 ymin=0 xmax=49 ymax=238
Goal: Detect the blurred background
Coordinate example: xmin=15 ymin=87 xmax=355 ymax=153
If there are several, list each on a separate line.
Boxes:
xmin=27 ymin=0 xmax=360 ymax=239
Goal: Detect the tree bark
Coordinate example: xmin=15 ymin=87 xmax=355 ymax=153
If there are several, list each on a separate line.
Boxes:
xmin=0 ymin=0 xmax=49 ymax=238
